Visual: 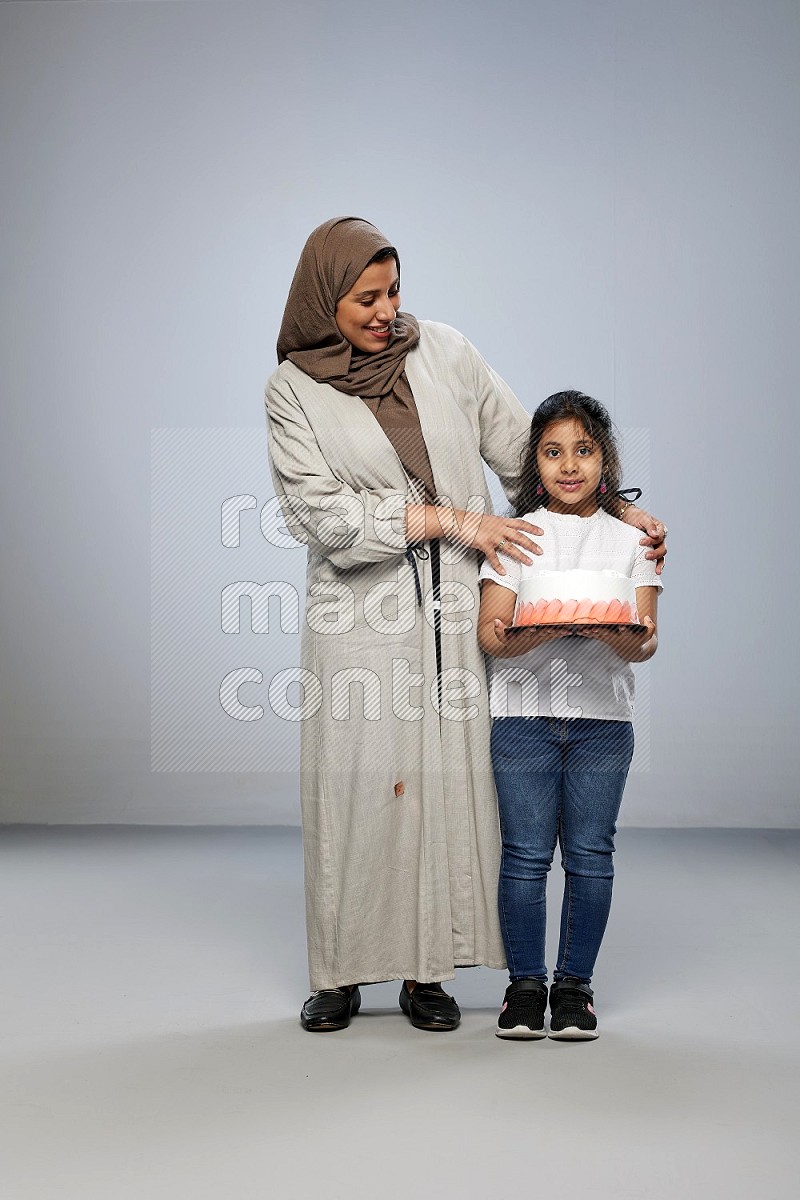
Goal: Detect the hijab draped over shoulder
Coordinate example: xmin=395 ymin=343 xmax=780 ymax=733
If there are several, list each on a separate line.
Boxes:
xmin=277 ymin=216 xmax=436 ymax=503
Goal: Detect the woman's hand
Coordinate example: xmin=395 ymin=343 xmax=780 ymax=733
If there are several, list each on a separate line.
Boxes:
xmin=464 ymin=513 xmax=544 ymax=574
xmin=575 ymin=615 xmax=657 ymax=662
xmin=408 ymin=506 xmax=543 ymax=570
xmin=620 ymin=504 xmax=668 ymax=576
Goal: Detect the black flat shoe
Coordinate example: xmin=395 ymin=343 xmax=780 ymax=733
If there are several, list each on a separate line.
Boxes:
xmin=300 ymin=986 xmax=361 ymax=1032
xmin=399 ymin=981 xmax=461 ymax=1031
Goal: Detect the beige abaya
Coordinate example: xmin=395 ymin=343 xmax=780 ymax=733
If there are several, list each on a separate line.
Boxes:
xmin=266 ymin=316 xmax=531 ymax=989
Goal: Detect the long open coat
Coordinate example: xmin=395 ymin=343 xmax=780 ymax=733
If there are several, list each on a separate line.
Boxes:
xmin=265 ymin=321 xmax=531 ymax=989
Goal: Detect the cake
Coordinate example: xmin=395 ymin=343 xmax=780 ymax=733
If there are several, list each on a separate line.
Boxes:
xmin=513 ymin=569 xmax=640 ymax=627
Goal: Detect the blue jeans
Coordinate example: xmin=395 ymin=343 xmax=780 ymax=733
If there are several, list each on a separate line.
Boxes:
xmin=491 ymin=717 xmax=634 ymax=984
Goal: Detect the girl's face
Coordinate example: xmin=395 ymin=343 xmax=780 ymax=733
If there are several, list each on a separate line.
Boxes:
xmin=335 ymin=257 xmax=401 ymax=353
xmin=536 ymin=417 xmax=604 ymax=516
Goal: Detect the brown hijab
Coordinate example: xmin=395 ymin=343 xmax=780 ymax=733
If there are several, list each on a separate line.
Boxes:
xmin=276 ymin=216 xmax=420 ymax=399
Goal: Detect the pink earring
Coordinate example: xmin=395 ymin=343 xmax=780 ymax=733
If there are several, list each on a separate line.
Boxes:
xmin=536 ymin=483 xmax=544 ymax=496
xmin=600 ymin=478 xmax=607 ymax=494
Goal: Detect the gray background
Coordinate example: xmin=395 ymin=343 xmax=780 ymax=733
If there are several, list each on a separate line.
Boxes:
xmin=1 ymin=0 xmax=798 ymax=825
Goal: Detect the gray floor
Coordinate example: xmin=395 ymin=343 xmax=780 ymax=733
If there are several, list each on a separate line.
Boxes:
xmin=1 ymin=827 xmax=797 ymax=1199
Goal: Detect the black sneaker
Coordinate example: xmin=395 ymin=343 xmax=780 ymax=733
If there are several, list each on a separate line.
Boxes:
xmin=495 ymin=978 xmax=548 ymax=1040
xmin=548 ymin=977 xmax=599 ymax=1040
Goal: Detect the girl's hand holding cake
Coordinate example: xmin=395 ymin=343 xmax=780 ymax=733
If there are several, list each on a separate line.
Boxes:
xmin=575 ymin=614 xmax=657 ymax=662
xmin=489 ymin=616 xmax=574 ymax=659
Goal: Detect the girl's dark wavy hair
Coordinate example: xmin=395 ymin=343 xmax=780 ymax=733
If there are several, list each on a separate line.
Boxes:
xmin=512 ymin=390 xmax=622 ymax=517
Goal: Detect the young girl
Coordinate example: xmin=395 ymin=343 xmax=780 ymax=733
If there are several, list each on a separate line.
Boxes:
xmin=477 ymin=391 xmax=662 ymax=1040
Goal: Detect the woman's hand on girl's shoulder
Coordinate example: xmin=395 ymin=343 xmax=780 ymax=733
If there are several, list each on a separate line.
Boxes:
xmin=619 ymin=504 xmax=668 ymax=576
xmin=469 ymin=514 xmax=544 ymax=575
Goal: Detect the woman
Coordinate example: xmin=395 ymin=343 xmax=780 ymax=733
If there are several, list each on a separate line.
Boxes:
xmin=264 ymin=217 xmax=667 ymax=1032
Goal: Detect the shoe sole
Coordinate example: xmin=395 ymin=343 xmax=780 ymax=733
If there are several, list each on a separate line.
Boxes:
xmin=548 ymin=1026 xmax=599 ymax=1040
xmin=301 ymin=1018 xmax=353 ymax=1031
xmin=495 ymin=1025 xmax=547 ymax=1040
xmin=404 ymin=1016 xmax=460 ymax=1031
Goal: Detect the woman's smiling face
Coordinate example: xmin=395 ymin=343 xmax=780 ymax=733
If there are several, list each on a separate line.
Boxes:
xmin=335 ymin=257 xmax=401 ymax=353
xmin=536 ymin=417 xmax=604 ymax=515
